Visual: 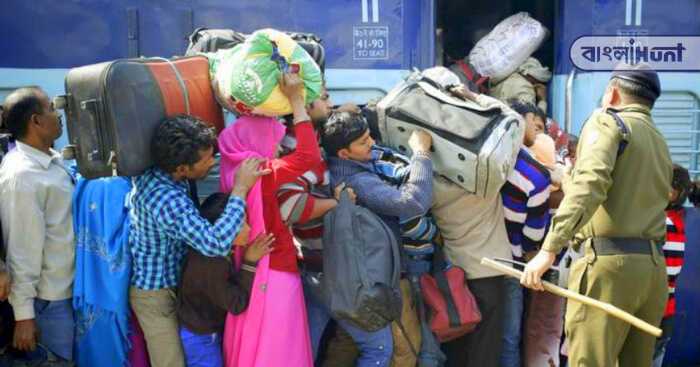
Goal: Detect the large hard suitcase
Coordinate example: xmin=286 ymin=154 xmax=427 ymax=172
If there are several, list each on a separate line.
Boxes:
xmin=57 ymin=56 xmax=224 ymax=179
xmin=371 ymin=70 xmax=524 ymax=199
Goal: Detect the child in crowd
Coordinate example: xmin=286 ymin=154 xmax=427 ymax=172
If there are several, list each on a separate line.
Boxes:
xmin=654 ymin=164 xmax=691 ymax=367
xmin=177 ymin=193 xmax=274 ymax=367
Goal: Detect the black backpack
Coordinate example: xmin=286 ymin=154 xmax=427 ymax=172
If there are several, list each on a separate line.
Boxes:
xmin=185 ymin=27 xmax=326 ymax=71
xmin=322 ymin=191 xmax=402 ymax=331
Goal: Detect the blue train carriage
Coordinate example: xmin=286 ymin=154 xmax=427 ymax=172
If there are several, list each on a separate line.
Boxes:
xmin=0 ymin=0 xmax=698 ymax=365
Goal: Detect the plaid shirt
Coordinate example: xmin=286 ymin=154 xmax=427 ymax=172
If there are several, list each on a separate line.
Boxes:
xmin=129 ymin=168 xmax=246 ymax=290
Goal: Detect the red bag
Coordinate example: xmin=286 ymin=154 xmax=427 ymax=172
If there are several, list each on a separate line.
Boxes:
xmin=452 ymin=59 xmax=490 ymax=94
xmin=420 ymin=245 xmax=481 ymax=342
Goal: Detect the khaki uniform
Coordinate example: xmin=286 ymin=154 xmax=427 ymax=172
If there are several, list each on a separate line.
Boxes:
xmin=542 ymin=104 xmax=673 ymax=366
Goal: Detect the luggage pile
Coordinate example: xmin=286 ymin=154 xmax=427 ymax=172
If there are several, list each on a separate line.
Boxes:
xmin=58 ymin=28 xmax=325 ymax=179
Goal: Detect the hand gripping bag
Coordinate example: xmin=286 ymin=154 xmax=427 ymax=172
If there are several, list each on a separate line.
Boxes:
xmin=209 ymin=28 xmax=323 ymax=116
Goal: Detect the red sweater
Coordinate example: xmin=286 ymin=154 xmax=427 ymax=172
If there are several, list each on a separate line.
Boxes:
xmin=260 ymin=122 xmax=321 ymax=273
xmin=663 ymin=208 xmax=686 ymax=318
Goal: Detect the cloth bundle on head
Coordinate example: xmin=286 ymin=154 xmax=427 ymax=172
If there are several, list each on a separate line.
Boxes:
xmin=469 ymin=12 xmax=548 ymax=83
xmin=518 ymin=57 xmax=552 ymax=83
xmin=209 ymin=28 xmax=323 ymax=116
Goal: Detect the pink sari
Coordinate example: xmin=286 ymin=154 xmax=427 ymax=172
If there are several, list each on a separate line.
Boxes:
xmin=219 ymin=115 xmax=313 ymax=367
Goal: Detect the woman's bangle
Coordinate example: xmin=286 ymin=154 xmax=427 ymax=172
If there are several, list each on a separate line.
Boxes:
xmin=241 ymin=261 xmax=257 ymax=273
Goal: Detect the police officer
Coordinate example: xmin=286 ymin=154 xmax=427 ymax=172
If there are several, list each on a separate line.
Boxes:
xmin=521 ymin=63 xmax=673 ymax=367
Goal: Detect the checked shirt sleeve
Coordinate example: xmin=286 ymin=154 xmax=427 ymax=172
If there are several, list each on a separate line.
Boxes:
xmin=160 ymin=193 xmax=246 ymax=257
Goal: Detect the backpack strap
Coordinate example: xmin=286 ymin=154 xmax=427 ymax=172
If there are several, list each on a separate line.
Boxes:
xmin=456 ymin=60 xmax=489 ymax=93
xmin=432 ymin=245 xmax=462 ymax=328
xmin=605 ymin=108 xmax=630 ymax=157
xmin=456 ymin=60 xmax=474 ymax=81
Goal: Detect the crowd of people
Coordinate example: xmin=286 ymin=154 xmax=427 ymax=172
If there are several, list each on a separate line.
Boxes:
xmin=0 ymin=46 xmax=696 ymax=367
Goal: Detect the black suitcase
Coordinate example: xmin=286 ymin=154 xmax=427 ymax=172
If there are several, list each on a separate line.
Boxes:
xmin=185 ymin=27 xmax=326 ymax=71
xmin=57 ymin=56 xmax=224 ymax=179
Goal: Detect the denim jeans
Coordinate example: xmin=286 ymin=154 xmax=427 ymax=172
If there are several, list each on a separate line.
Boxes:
xmin=304 ymin=281 xmax=332 ymax=358
xmin=179 ymin=327 xmax=222 ymax=367
xmin=652 ymin=317 xmax=674 ymax=367
xmin=501 ymin=277 xmax=524 ymax=367
xmin=26 ymin=299 xmax=74 ymax=362
xmin=303 ymin=271 xmax=393 ymax=367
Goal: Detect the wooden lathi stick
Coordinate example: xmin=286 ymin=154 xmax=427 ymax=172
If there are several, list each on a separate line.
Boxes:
xmin=481 ymin=257 xmax=662 ymax=337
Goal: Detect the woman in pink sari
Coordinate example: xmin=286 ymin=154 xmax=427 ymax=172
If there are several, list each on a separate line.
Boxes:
xmin=218 ymin=74 xmax=321 ymax=367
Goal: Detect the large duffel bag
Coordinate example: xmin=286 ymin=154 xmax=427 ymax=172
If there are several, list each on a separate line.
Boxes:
xmin=371 ymin=70 xmax=524 ymax=199
xmin=57 ymin=56 xmax=224 ymax=179
xmin=185 ymin=27 xmax=325 ymax=71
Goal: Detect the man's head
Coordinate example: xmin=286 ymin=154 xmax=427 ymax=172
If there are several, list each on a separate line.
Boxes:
xmin=1 ymin=87 xmax=62 ymax=146
xmin=668 ymin=164 xmax=691 ymax=209
xmin=321 ymin=111 xmax=374 ymax=162
xmin=151 ymin=114 xmax=217 ymax=180
xmin=567 ymin=134 xmax=579 ymax=160
xmin=603 ymin=63 xmax=661 ymax=109
xmin=307 ymin=87 xmax=333 ymax=129
xmin=509 ymin=100 xmax=547 ymax=147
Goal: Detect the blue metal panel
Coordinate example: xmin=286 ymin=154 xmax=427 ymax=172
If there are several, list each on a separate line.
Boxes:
xmin=667 ymin=207 xmax=700 ymax=366
xmin=0 ymin=0 xmax=430 ymax=70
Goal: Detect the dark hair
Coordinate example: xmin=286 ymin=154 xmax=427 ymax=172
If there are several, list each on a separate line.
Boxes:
xmin=321 ymin=111 xmax=369 ymax=157
xmin=151 ymin=114 xmax=216 ymax=173
xmin=689 ymin=180 xmax=700 ymax=208
xmin=509 ymin=100 xmax=547 ymax=131
xmin=1 ymin=86 xmax=46 ymax=139
xmin=668 ymin=164 xmax=692 ymax=209
xmin=199 ymin=192 xmax=230 ymax=224
xmin=609 ymin=78 xmax=657 ymax=107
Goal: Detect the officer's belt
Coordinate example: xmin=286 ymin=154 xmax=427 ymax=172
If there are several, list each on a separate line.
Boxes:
xmin=590 ymin=237 xmax=662 ymax=256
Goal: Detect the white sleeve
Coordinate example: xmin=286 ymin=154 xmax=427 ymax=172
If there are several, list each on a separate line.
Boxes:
xmin=2 ymin=178 xmax=45 ymax=320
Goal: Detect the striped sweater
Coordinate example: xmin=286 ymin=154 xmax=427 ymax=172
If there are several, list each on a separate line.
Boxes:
xmin=501 ymin=148 xmax=551 ymax=262
xmin=663 ymin=208 xmax=686 ymax=318
xmin=277 ymin=158 xmax=330 ymax=251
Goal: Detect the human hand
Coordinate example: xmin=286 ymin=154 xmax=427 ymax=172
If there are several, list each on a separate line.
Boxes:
xmin=523 ymin=251 xmax=538 ymax=262
xmin=334 ymin=183 xmax=357 ymax=204
xmin=408 ymin=130 xmax=432 ymax=153
xmin=279 ymin=73 xmax=305 ymax=105
xmin=0 ymin=270 xmax=10 ymax=301
xmin=13 ymin=319 xmax=38 ymax=352
xmin=232 ymin=158 xmax=272 ymax=197
xmin=520 ymin=250 xmax=557 ymax=291
xmin=243 ymin=233 xmax=275 ymax=264
xmin=233 ymin=222 xmax=251 ymax=247
xmin=449 ymin=85 xmax=478 ymax=101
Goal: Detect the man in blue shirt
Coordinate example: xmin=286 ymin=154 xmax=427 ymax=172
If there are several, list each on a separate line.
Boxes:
xmin=129 ymin=114 xmax=268 ymax=367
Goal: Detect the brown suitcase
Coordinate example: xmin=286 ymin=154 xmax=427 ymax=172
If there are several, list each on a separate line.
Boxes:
xmin=58 ymin=56 xmax=224 ymax=178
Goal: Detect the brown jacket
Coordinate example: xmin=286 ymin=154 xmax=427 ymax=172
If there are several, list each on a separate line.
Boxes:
xmin=176 ymin=249 xmax=255 ymax=334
